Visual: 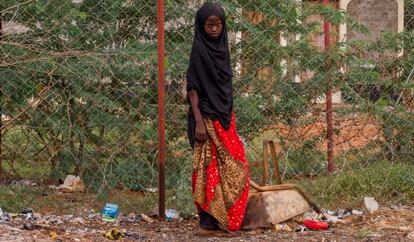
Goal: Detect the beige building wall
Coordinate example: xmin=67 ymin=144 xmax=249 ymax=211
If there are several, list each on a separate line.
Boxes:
xmin=339 ymin=0 xmax=404 ymax=43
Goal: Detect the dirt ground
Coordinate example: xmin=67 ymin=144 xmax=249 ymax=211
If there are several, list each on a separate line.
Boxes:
xmin=1 ymin=206 xmax=413 ymax=242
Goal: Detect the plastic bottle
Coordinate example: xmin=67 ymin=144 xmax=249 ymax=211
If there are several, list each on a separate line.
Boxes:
xmin=303 ymin=219 xmax=329 ymax=230
xmin=165 ymin=209 xmax=179 ymax=222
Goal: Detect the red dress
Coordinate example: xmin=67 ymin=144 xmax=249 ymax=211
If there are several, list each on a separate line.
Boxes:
xmin=192 ymin=113 xmax=250 ymax=231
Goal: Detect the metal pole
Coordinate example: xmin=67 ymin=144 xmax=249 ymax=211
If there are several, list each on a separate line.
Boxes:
xmin=157 ymin=0 xmax=166 ymax=219
xmin=324 ymin=0 xmax=334 ymax=173
xmin=0 ymin=19 xmax=3 ymax=174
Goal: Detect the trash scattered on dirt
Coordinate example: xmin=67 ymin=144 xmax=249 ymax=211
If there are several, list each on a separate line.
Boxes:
xmin=102 ymin=203 xmax=119 ymax=222
xmin=303 ymin=211 xmax=322 ymax=220
xmin=274 ymin=223 xmax=292 ymax=232
xmin=352 ymin=209 xmax=363 ymax=215
xmin=323 ymin=214 xmax=342 ymax=224
xmin=103 ymin=228 xmax=125 ymax=240
xmin=44 ymin=215 xmax=64 ymax=225
xmin=71 ymin=217 xmax=85 ymax=224
xmin=364 ymin=197 xmax=379 ymax=213
xmin=88 ymin=213 xmax=100 ymax=221
xmin=390 ymin=204 xmax=409 ymax=211
xmin=144 ymin=187 xmax=158 ymax=193
xmin=326 ymin=210 xmax=336 ymax=216
xmin=337 ymin=208 xmax=353 ymax=218
xmin=57 ymin=175 xmax=85 ymax=193
xmin=324 ymin=208 xmax=363 ymax=221
xmin=303 ymin=219 xmax=329 ymax=231
xmin=165 ymin=209 xmax=180 ymax=222
xmin=23 ymin=223 xmax=37 ymax=230
xmin=0 ymin=211 xmax=10 ymax=223
xmin=21 ymin=208 xmax=34 ymax=215
xmin=326 ymin=208 xmax=352 ymax=219
xmin=141 ymin=214 xmax=154 ymax=223
xmin=49 ymin=231 xmax=58 ymax=240
xmin=10 ymin=179 xmax=38 ymax=187
xmin=1 ymin=205 xmax=413 ymax=241
xmin=125 ymin=213 xmax=142 ymax=223
xmin=295 ymin=225 xmax=308 ymax=232
xmin=0 ymin=224 xmax=53 ymax=241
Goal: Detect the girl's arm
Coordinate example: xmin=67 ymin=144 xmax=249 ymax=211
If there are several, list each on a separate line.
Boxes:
xmin=187 ymin=90 xmax=207 ymax=142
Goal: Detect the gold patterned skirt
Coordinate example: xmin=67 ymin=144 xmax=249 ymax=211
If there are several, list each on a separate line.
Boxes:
xmin=192 ymin=113 xmax=250 ymax=231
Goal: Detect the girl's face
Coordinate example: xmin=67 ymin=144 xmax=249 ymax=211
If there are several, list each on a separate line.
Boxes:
xmin=204 ymin=15 xmax=223 ymax=40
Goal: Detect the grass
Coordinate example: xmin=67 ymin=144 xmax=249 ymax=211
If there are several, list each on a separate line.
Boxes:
xmin=0 ymin=185 xmax=45 ymax=213
xmin=1 ymin=161 xmax=51 ymax=181
xmin=298 ymin=161 xmax=414 ymax=209
xmin=1 ymin=126 xmax=413 ymax=215
xmin=0 ymin=183 xmax=162 ymax=215
xmin=244 ymin=126 xmax=414 ymax=209
xmin=1 ymin=160 xmax=413 ymax=216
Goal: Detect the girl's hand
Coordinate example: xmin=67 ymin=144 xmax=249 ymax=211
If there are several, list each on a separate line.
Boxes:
xmin=187 ymin=90 xmax=206 ymax=143
xmin=195 ymin=120 xmax=207 ymax=143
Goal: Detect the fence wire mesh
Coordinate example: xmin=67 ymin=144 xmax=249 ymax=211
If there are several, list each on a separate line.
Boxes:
xmin=0 ymin=0 xmax=413 ymax=215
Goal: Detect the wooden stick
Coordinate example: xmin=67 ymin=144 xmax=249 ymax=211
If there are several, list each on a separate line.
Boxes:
xmin=261 ymin=139 xmax=269 ymax=186
xmin=269 ymin=140 xmax=282 ymax=185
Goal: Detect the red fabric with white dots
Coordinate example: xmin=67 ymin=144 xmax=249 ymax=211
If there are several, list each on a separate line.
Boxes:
xmin=192 ymin=113 xmax=250 ymax=231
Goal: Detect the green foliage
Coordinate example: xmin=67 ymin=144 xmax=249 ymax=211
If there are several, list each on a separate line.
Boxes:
xmin=0 ymin=185 xmax=41 ymax=212
xmin=300 ymin=161 xmax=414 ymax=208
xmin=282 ymin=136 xmax=326 ymax=178
xmin=340 ymin=30 xmax=414 ymax=160
xmin=1 ymin=0 xmax=161 ymax=186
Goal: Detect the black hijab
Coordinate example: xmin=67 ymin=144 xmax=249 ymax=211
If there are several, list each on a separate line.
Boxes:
xmin=187 ymin=2 xmax=233 ymax=146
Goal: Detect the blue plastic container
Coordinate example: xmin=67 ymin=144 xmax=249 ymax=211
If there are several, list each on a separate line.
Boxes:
xmin=102 ymin=203 xmax=119 ymax=222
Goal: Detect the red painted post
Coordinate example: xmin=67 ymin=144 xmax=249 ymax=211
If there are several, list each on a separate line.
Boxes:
xmin=0 ymin=19 xmax=3 ymax=174
xmin=324 ymin=0 xmax=334 ymax=173
xmin=157 ymin=0 xmax=166 ymax=219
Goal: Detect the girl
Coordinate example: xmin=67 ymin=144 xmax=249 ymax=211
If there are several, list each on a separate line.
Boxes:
xmin=186 ymin=2 xmax=250 ymax=235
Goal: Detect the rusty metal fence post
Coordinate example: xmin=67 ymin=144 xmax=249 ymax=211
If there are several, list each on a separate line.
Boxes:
xmin=0 ymin=18 xmax=3 ymax=175
xmin=157 ymin=0 xmax=166 ymax=219
xmin=324 ymin=0 xmax=334 ymax=173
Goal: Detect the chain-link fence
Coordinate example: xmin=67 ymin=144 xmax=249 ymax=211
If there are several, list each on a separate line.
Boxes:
xmin=0 ymin=0 xmax=413 ymax=215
